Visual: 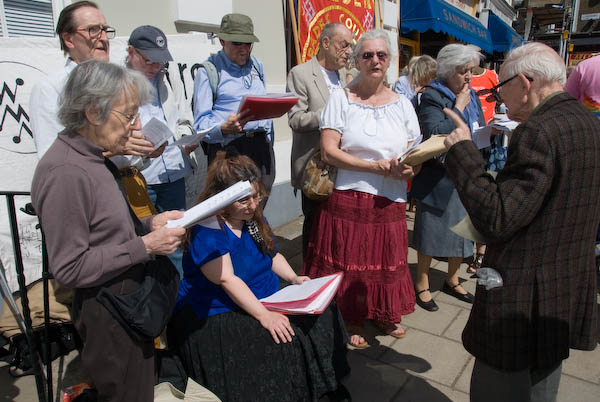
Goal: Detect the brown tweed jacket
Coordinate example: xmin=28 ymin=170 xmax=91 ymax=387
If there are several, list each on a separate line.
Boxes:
xmin=445 ymin=92 xmax=600 ymax=370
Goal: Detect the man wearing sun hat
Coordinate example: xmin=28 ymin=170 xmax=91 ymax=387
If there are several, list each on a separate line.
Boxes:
xmin=192 ymin=13 xmax=275 ymax=192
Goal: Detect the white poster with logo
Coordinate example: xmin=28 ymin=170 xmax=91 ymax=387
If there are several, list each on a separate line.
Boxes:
xmin=0 ymin=33 xmax=219 ymax=292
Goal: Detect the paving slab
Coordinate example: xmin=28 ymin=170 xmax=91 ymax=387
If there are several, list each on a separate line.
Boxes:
xmin=454 ymin=356 xmax=475 ymax=394
xmin=342 ymin=352 xmax=410 ymax=402
xmin=380 ymin=328 xmax=471 ymax=387
xmin=392 ymin=376 xmax=469 ymax=402
xmin=556 ymin=374 xmax=600 ymax=402
xmin=442 ymin=308 xmax=471 ymax=343
xmin=562 ymin=346 xmax=600 ymax=384
xmin=401 ymin=301 xmax=462 ymax=336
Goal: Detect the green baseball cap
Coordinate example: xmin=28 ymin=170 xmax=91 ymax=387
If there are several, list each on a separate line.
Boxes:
xmin=217 ymin=13 xmax=259 ymax=43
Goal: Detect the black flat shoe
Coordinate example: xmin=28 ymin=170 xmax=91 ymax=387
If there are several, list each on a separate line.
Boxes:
xmin=415 ymin=288 xmax=439 ymax=312
xmin=442 ymin=281 xmax=474 ymax=304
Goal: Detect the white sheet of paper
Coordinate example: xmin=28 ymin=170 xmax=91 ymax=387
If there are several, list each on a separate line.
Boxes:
xmin=398 ymin=135 xmax=423 ymax=160
xmin=260 ymin=273 xmax=338 ymax=303
xmin=472 ymin=126 xmax=493 ymax=149
xmin=268 ymin=275 xmax=343 ymax=314
xmin=171 ymin=126 xmax=214 ymax=148
xmin=165 ymin=181 xmax=252 ymax=229
xmin=141 ymin=117 xmax=173 ymax=149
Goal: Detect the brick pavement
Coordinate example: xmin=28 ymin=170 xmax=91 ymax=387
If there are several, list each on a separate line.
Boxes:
xmin=1 ymin=211 xmax=599 ymax=401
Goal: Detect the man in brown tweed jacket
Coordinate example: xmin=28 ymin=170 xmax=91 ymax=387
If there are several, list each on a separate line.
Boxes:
xmin=443 ymin=42 xmax=600 ymax=401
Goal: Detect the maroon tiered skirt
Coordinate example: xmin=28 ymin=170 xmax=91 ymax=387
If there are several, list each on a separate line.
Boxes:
xmin=302 ymin=189 xmax=415 ymax=324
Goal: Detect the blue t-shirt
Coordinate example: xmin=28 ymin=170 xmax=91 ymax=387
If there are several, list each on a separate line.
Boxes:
xmin=176 ymin=222 xmax=279 ymax=318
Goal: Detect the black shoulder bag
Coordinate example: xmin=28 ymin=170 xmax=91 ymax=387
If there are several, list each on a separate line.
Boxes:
xmin=96 ymin=158 xmax=180 ymax=342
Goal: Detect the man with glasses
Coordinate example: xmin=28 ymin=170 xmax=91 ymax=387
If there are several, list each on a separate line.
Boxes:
xmin=121 ymin=25 xmax=196 ymax=275
xmin=192 ymin=13 xmax=275 ymax=192
xmin=29 ymin=1 xmax=153 ymax=159
xmin=443 ymin=42 xmax=600 ymax=402
xmin=286 ymin=22 xmax=352 ymax=256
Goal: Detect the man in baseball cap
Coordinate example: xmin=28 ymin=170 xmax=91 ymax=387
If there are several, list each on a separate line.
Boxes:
xmin=127 ymin=25 xmax=173 ymax=78
xmin=193 ymin=13 xmax=276 ymax=194
xmin=124 ymin=25 xmax=196 ymax=276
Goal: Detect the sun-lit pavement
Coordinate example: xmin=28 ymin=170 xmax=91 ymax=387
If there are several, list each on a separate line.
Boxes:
xmin=2 ymin=210 xmax=599 ymax=401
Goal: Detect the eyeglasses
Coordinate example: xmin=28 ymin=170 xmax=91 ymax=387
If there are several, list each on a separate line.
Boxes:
xmin=235 ymin=193 xmax=263 ymax=207
xmin=111 ymin=109 xmax=139 ymax=126
xmin=232 ymin=42 xmax=252 ymax=47
xmin=362 ymin=51 xmax=388 ymax=62
xmin=134 ymin=49 xmax=164 ymax=67
xmin=476 ymin=74 xmax=534 ymax=103
xmin=75 ymin=24 xmax=116 ymax=39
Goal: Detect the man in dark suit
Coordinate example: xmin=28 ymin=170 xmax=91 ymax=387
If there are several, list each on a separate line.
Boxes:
xmin=287 ymin=22 xmax=352 ymax=255
xmin=443 ymin=42 xmax=599 ymax=401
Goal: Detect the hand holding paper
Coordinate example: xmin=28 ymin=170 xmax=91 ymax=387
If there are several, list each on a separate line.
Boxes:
xmin=165 ymin=181 xmax=252 ymax=229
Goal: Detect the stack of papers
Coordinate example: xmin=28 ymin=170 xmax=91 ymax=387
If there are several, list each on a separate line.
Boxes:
xmin=238 ymin=93 xmax=299 ymax=121
xmin=142 ymin=118 xmax=173 ymax=150
xmin=472 ymin=119 xmax=519 ymax=150
xmin=260 ymin=272 xmax=343 ymax=315
xmin=165 ymin=181 xmax=252 ymax=229
xmin=399 ymin=135 xmax=448 ymax=166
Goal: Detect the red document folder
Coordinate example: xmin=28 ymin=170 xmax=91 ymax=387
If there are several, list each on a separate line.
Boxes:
xmin=259 ymin=272 xmax=343 ymax=315
xmin=237 ymin=93 xmax=299 ymax=120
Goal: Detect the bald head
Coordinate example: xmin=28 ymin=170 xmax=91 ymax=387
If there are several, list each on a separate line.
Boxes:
xmin=317 ymin=23 xmax=353 ymax=71
xmin=501 ymin=42 xmax=566 ymax=86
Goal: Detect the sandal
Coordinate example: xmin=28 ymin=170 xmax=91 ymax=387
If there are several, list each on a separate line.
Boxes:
xmin=346 ymin=325 xmax=369 ymax=349
xmin=467 ymin=253 xmax=484 ymax=274
xmin=374 ymin=321 xmax=406 ymax=339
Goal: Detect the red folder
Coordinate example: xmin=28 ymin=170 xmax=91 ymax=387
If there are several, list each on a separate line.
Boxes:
xmin=238 ymin=93 xmax=299 ymax=121
xmin=260 ymin=272 xmax=343 ymax=315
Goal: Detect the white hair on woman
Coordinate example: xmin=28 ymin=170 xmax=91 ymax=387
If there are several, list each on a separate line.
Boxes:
xmin=501 ymin=42 xmax=566 ymax=86
xmin=436 ymin=43 xmax=482 ymax=81
xmin=351 ymin=29 xmax=393 ymax=64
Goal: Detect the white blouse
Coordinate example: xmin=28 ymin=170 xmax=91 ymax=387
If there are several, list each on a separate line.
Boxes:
xmin=320 ymin=88 xmax=421 ymax=202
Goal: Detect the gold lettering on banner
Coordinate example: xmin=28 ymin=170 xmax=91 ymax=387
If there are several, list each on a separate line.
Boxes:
xmin=342 ymin=0 xmax=351 ymax=5
xmin=364 ymin=0 xmax=372 ymax=9
xmin=354 ymin=0 xmax=361 ymax=7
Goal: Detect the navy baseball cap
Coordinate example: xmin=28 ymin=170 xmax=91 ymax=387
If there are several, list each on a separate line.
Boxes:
xmin=128 ymin=25 xmax=173 ymax=63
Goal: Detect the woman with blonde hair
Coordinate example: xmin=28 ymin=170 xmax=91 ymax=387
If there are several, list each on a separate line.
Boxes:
xmin=393 ymin=54 xmax=437 ymax=101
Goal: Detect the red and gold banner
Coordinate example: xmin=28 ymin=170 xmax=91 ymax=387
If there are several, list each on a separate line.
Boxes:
xmin=295 ymin=0 xmax=376 ymax=63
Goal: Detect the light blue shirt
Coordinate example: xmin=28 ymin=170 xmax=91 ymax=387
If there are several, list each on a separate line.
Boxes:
xmin=392 ymin=75 xmax=416 ymax=101
xmin=192 ymin=50 xmax=273 ymax=145
xmin=141 ymin=76 xmax=191 ymax=185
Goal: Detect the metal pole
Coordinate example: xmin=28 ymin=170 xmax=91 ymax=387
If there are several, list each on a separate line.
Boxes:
xmin=6 ymin=194 xmax=47 ymax=402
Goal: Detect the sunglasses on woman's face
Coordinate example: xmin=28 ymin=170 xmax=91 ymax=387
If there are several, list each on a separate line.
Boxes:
xmin=362 ymin=51 xmax=388 ymax=62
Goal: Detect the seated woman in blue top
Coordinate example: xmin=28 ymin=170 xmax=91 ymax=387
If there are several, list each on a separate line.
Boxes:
xmin=167 ymin=151 xmax=350 ymax=402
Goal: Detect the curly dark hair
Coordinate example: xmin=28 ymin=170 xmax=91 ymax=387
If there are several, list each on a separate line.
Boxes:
xmin=195 ymin=151 xmax=275 ymax=253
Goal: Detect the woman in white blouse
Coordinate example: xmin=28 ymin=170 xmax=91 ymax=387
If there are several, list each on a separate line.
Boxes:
xmin=301 ymin=29 xmax=421 ymax=348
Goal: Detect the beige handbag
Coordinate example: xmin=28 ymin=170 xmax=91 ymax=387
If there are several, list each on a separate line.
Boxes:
xmin=301 ymin=151 xmax=337 ymax=201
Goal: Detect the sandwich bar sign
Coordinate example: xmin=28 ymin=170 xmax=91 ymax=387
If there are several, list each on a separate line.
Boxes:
xmin=295 ymin=0 xmax=376 ymax=63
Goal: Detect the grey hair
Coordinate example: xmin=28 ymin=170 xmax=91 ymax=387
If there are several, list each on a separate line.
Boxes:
xmin=501 ymin=42 xmax=566 ymax=86
xmin=319 ymin=22 xmax=346 ymax=47
xmin=352 ymin=29 xmax=393 ymax=64
xmin=436 ymin=44 xmax=482 ymax=81
xmin=59 ymin=59 xmax=152 ymax=131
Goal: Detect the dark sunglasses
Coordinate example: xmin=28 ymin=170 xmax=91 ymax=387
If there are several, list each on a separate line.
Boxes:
xmin=231 ymin=41 xmax=252 ymax=46
xmin=476 ymin=74 xmax=534 ymax=103
xmin=362 ymin=51 xmax=388 ymax=61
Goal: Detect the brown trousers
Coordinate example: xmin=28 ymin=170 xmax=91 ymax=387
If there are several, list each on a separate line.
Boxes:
xmin=72 ymin=265 xmax=154 ymax=402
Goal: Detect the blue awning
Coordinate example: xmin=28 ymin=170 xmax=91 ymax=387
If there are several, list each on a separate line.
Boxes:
xmin=400 ymin=0 xmax=493 ymax=54
xmin=488 ymin=12 xmax=523 ymax=52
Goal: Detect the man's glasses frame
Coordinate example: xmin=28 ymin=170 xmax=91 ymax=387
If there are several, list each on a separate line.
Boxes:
xmin=74 ymin=24 xmax=116 ymax=39
xmin=134 ymin=48 xmax=166 ymax=67
xmin=231 ymin=42 xmax=252 ymax=47
xmin=476 ymin=73 xmax=534 ymax=103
